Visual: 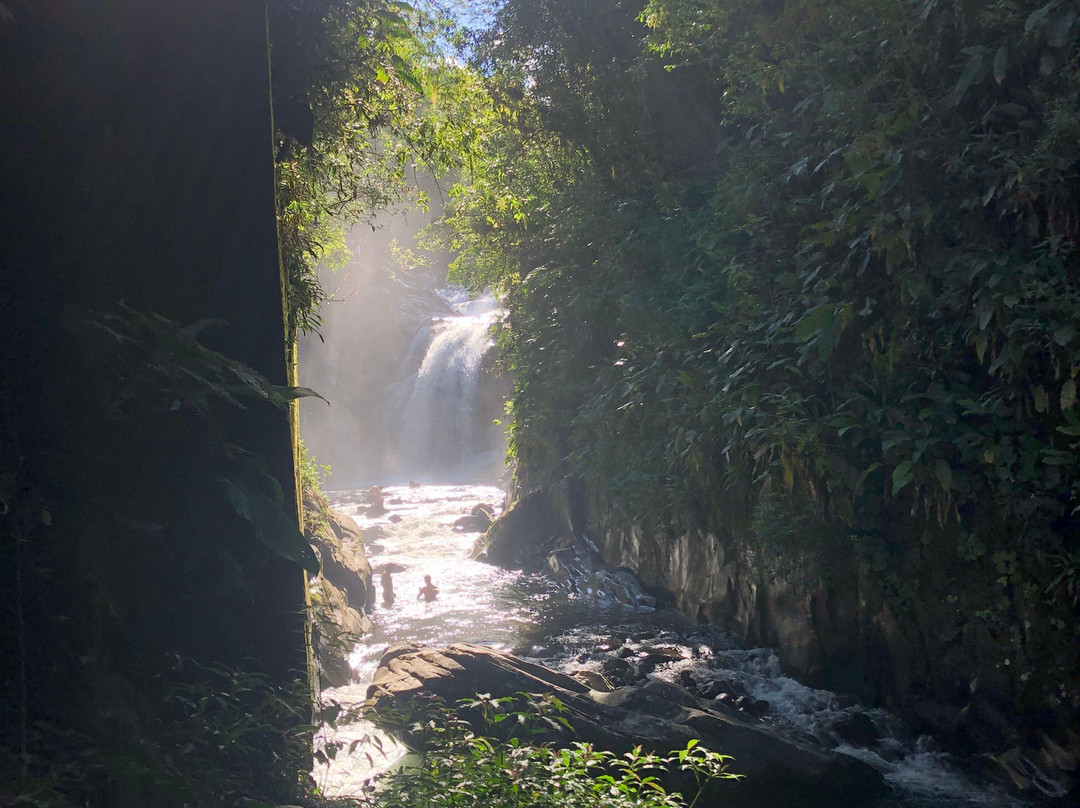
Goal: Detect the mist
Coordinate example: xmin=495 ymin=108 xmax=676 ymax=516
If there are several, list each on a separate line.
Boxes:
xmin=297 ymin=203 xmax=509 ymax=490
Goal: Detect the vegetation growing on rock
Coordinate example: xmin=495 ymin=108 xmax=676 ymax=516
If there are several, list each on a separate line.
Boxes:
xmin=434 ymin=0 xmax=1080 ymax=755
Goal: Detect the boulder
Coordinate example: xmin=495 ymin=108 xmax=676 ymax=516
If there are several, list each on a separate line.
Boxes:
xmin=313 ymin=510 xmax=373 ymax=610
xmin=366 ymin=642 xmax=887 ymax=808
xmin=470 ymin=489 xmax=559 ymax=567
xmin=310 ymin=578 xmax=371 ymax=689
xmin=475 ymin=489 xmax=656 ymax=609
xmin=453 ymin=503 xmax=495 ymax=533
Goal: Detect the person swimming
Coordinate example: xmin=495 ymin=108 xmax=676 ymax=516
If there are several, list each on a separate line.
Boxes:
xmin=417 ymin=574 xmax=439 ymax=602
xmin=380 ymin=570 xmax=395 ymax=606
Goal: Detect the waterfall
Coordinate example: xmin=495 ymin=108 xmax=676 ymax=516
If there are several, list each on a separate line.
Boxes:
xmin=390 ymin=291 xmax=506 ymax=482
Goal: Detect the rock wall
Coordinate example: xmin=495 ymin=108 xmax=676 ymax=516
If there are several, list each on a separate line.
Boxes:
xmin=305 ymin=486 xmax=374 ymax=688
xmin=482 ymin=479 xmax=1080 ymax=798
xmin=0 ymin=0 xmax=305 ymax=684
xmin=593 ymin=518 xmax=878 ymax=703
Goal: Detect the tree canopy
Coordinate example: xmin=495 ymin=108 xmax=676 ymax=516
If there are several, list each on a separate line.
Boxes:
xmin=430 ymin=0 xmax=1080 ymax=724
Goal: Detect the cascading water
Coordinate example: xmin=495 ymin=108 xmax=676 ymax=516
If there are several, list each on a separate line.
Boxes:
xmin=392 ymin=291 xmax=505 ymax=482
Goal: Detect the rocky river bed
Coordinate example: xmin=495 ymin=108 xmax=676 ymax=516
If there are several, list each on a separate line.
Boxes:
xmin=309 ymin=484 xmax=1059 ymax=807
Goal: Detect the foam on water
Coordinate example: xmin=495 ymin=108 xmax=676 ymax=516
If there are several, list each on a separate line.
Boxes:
xmin=312 ymin=484 xmax=1027 ymax=807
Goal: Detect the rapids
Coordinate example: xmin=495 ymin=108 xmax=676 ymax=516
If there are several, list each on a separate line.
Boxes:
xmin=312 ymin=484 xmax=1026 ymax=808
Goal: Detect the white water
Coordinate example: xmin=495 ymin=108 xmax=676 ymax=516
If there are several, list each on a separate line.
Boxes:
xmin=385 ymin=290 xmax=506 ymax=483
xmin=306 ymin=284 xmax=1024 ymax=806
xmin=311 ymin=484 xmax=1025 ymax=807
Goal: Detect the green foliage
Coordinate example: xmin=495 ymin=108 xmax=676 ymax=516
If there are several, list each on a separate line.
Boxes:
xmin=1 ymin=302 xmax=329 ymax=806
xmin=364 ymin=693 xmax=740 ymax=808
xmin=434 ymin=0 xmax=1080 ymax=717
xmin=77 ymin=304 xmax=322 ymax=576
xmin=300 ymin=438 xmax=336 ymax=543
xmin=270 ymin=0 xmax=488 ymax=339
xmin=749 ymin=490 xmax=851 ymax=585
xmin=3 ymin=657 xmax=313 ymax=808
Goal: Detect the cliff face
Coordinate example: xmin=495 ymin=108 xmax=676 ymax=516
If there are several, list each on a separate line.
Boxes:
xmin=1 ymin=0 xmax=305 ymax=699
xmin=569 ymin=481 xmax=1079 ymax=789
xmin=594 ymin=518 xmax=879 ymax=703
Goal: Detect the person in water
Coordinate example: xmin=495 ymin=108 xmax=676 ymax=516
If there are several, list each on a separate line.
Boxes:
xmin=417 ymin=574 xmax=439 ymax=602
xmin=380 ymin=570 xmax=395 ymax=606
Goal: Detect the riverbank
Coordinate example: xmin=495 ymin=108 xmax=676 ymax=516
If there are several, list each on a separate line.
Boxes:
xmin=310 ymin=484 xmax=1059 ymax=806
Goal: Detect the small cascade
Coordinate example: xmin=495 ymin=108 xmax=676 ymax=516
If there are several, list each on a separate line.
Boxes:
xmin=390 ymin=290 xmax=506 ymax=482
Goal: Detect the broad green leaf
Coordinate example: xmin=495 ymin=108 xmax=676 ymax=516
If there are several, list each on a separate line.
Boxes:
xmin=1048 ymin=9 xmax=1077 ymax=47
xmin=219 ymin=474 xmax=319 ymax=574
xmin=935 ymin=459 xmax=952 ymax=491
xmin=273 ymin=385 xmax=330 ymax=405
xmin=1061 ymin=379 xmax=1077 ymax=411
xmin=950 ymin=53 xmax=983 ymax=106
xmin=892 ymin=460 xmax=915 ymax=496
xmin=1025 ymin=2 xmax=1056 ymax=33
xmin=1034 ymin=386 xmax=1048 ymax=413
xmin=993 ymin=47 xmax=1007 ymax=84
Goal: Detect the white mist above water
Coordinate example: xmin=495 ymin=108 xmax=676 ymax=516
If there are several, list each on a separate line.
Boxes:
xmin=394 ymin=292 xmax=506 ymax=483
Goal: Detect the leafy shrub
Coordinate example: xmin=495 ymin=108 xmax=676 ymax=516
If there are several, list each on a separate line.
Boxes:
xmin=362 ymin=693 xmax=740 ymax=808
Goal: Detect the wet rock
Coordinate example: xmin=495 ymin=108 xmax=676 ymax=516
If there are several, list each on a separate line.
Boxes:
xmin=734 ymin=696 xmax=770 ymax=717
xmin=597 ymin=666 xmax=635 ymax=686
xmin=365 ymin=485 xmax=388 ymax=516
xmin=833 ymin=712 xmax=881 ymax=746
xmin=310 ymin=578 xmax=371 ymax=689
xmin=638 ymin=645 xmax=686 ymax=676
xmin=523 ymin=645 xmax=562 ymax=659
xmin=368 ymin=643 xmax=888 ymax=808
xmin=475 ymin=489 xmax=654 ymax=608
xmin=374 ymin=561 xmax=408 ymax=575
xmin=602 ymin=657 xmax=632 ymax=677
xmin=310 ymin=509 xmax=373 ymax=609
xmin=470 ymin=489 xmax=558 ymax=567
xmin=641 ymin=645 xmax=686 ymax=662
xmin=454 ymin=503 xmax=494 ymax=533
xmin=569 ymin=669 xmax=614 ymax=692
xmin=698 ymin=676 xmax=744 ymax=700
xmin=387 ymin=514 xmax=402 ymax=523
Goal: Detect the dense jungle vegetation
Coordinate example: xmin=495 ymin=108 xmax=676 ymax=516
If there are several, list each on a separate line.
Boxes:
xmin=5 ymin=0 xmax=1080 ymax=805
xmin=1 ymin=1 xmax=439 ymax=805
xmin=433 ymin=0 xmax=1080 ymax=741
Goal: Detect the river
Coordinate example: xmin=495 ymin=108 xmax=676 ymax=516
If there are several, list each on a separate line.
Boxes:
xmin=311 ymin=483 xmax=1026 ymax=808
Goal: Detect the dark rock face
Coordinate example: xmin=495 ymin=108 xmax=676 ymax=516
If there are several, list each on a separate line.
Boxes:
xmin=309 ymin=577 xmax=371 ymax=688
xmin=472 ymin=490 xmax=656 ymax=609
xmin=471 ymin=489 xmax=558 ymax=567
xmin=367 ymin=642 xmax=887 ymax=808
xmin=305 ymin=493 xmax=374 ymax=688
xmin=311 ymin=510 xmax=373 ymax=610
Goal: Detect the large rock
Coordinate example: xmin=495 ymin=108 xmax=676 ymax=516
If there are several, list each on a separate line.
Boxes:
xmin=313 ymin=510 xmax=373 ymax=610
xmin=310 ymin=578 xmax=372 ymax=688
xmin=366 ymin=643 xmax=887 ymax=808
xmin=470 ymin=489 xmax=559 ymax=567
xmin=472 ymin=488 xmax=655 ymax=609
